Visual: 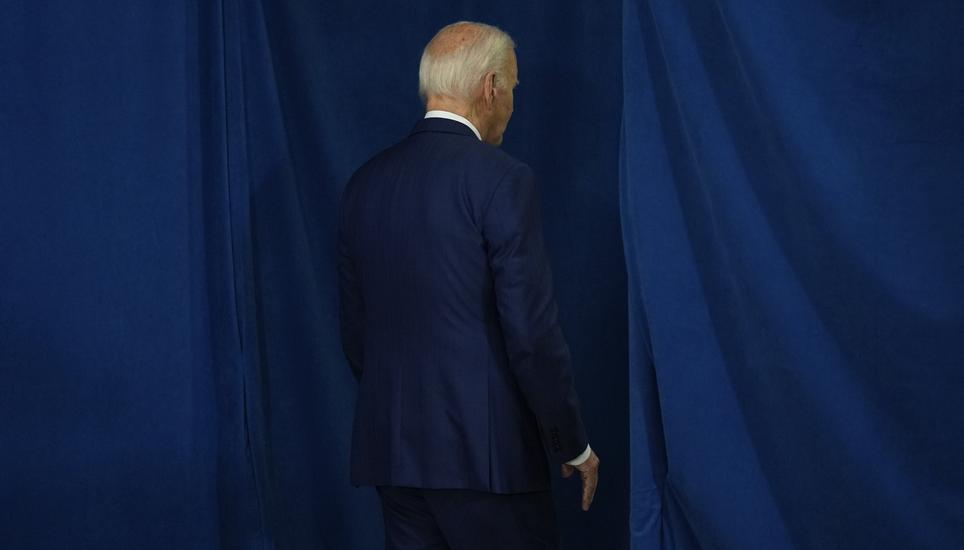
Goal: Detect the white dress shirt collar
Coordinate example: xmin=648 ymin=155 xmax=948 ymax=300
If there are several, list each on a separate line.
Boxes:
xmin=424 ymin=110 xmax=482 ymax=141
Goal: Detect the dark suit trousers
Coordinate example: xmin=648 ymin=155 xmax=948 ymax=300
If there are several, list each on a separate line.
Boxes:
xmin=375 ymin=486 xmax=560 ymax=550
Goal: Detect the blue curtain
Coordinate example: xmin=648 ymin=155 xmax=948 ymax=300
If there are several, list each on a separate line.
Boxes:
xmin=1 ymin=1 xmax=627 ymax=548
xmin=1 ymin=1 xmax=266 ymax=547
xmin=5 ymin=0 xmax=960 ymax=548
xmin=622 ymin=1 xmax=964 ymax=549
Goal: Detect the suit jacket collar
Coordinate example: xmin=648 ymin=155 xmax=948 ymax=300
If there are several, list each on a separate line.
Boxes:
xmin=410 ymin=117 xmax=480 ymax=139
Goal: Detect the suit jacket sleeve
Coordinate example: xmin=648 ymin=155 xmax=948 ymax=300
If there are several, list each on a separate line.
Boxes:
xmin=482 ymin=163 xmax=589 ymax=464
xmin=338 ymin=181 xmax=364 ymax=382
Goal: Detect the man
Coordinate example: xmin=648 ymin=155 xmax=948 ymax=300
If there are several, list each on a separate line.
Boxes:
xmin=338 ymin=21 xmax=599 ymax=549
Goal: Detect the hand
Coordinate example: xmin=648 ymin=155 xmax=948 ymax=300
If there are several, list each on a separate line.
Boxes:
xmin=561 ymin=449 xmax=600 ymax=511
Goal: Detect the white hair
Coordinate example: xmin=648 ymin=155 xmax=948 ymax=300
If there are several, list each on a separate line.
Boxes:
xmin=418 ymin=21 xmax=516 ymax=103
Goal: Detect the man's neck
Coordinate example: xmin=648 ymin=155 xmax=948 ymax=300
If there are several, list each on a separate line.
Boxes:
xmin=425 ymin=99 xmax=486 ymax=140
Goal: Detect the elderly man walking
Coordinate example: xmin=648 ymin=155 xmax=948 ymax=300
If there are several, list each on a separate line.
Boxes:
xmin=338 ymin=21 xmax=600 ymax=549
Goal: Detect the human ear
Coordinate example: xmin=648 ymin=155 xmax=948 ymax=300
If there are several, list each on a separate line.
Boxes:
xmin=483 ymin=72 xmax=497 ymax=109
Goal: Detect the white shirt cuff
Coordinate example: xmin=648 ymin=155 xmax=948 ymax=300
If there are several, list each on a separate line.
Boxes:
xmin=565 ymin=444 xmax=592 ymax=466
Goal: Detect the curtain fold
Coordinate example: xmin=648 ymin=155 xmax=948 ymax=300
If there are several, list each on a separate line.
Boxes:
xmin=1 ymin=1 xmax=267 ymax=547
xmin=622 ymin=0 xmax=964 ymax=548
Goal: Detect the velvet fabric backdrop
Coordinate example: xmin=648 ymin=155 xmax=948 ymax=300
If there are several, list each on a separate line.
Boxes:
xmin=1 ymin=1 xmax=627 ymax=548
xmin=1 ymin=1 xmax=266 ymax=548
xmin=622 ymin=1 xmax=964 ymax=548
xmin=7 ymin=0 xmax=957 ymax=548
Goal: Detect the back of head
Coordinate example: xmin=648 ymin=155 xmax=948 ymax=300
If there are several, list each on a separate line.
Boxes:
xmin=418 ymin=21 xmax=516 ymax=104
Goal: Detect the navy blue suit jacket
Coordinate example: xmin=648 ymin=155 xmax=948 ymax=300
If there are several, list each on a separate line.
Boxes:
xmin=338 ymin=117 xmax=587 ymax=494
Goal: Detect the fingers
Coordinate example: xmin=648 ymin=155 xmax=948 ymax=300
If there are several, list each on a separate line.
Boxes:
xmin=581 ymin=468 xmax=598 ymax=511
xmin=575 ymin=451 xmax=600 ymax=511
xmin=564 ymin=451 xmax=600 ymax=511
